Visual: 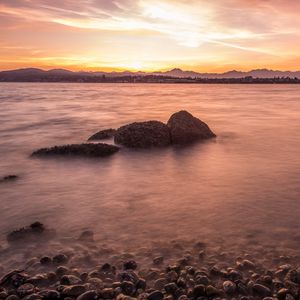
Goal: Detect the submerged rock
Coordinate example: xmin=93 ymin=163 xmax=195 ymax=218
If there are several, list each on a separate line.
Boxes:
xmin=114 ymin=121 xmax=171 ymax=148
xmin=0 ymin=175 xmax=19 ymax=183
xmin=167 ymin=110 xmax=216 ymax=144
xmin=88 ymin=129 xmax=116 ymax=141
xmin=32 ymin=143 xmax=119 ymax=158
xmin=6 ymin=222 xmax=56 ymax=243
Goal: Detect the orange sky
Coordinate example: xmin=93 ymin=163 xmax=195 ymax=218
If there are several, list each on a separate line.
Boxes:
xmin=1 ymin=0 xmax=300 ymax=72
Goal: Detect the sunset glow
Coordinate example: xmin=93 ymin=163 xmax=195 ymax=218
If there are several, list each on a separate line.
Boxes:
xmin=1 ymin=0 xmax=300 ymax=72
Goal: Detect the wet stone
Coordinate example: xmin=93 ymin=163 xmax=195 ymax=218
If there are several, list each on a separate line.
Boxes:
xmin=120 ymin=281 xmax=136 ymax=296
xmin=38 ymin=290 xmax=60 ymax=300
xmin=17 ymin=283 xmax=35 ymax=297
xmin=123 ymin=260 xmax=138 ymax=270
xmin=223 ymin=280 xmax=236 ymax=294
xmin=192 ymin=285 xmax=206 ymax=298
xmin=101 ymin=288 xmax=115 ymax=299
xmin=5 ymin=296 xmax=20 ymax=300
xmin=62 ymin=285 xmax=87 ymax=297
xmin=53 ymin=254 xmax=68 ymax=265
xmin=148 ymin=290 xmax=164 ymax=300
xmin=40 ymin=256 xmax=52 ymax=265
xmin=206 ymin=285 xmax=220 ymax=297
xmin=252 ymin=284 xmax=271 ymax=297
xmin=76 ymin=290 xmax=99 ymax=300
xmin=153 ymin=257 xmax=164 ymax=266
xmin=61 ymin=275 xmax=82 ymax=285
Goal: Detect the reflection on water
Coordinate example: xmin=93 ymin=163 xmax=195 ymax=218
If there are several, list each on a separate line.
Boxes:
xmin=0 ymin=83 xmax=300 ymax=260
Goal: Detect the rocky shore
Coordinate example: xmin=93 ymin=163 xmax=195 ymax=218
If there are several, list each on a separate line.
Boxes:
xmin=0 ymin=226 xmax=299 ymax=300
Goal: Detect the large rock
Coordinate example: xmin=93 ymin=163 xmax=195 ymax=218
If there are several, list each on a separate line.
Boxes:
xmin=167 ymin=110 xmax=216 ymax=144
xmin=32 ymin=143 xmax=119 ymax=158
xmin=114 ymin=121 xmax=171 ymax=148
xmin=88 ymin=129 xmax=116 ymax=141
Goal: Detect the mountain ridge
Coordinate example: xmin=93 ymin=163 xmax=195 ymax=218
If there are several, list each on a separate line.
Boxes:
xmin=1 ymin=67 xmax=300 ymax=80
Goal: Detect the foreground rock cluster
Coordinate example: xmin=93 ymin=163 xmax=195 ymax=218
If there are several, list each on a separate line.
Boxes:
xmin=1 ymin=236 xmax=300 ymax=300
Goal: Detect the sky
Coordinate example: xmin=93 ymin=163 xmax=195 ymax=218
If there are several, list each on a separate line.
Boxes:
xmin=1 ymin=0 xmax=300 ymax=72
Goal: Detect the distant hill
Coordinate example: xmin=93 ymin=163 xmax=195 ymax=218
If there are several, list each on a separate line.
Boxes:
xmin=1 ymin=67 xmax=300 ymax=82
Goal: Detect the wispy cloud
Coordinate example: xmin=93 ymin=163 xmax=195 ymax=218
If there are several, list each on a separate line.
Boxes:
xmin=0 ymin=0 xmax=300 ymax=71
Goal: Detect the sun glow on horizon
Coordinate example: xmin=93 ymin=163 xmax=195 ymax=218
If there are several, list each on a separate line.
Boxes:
xmin=1 ymin=0 xmax=300 ymax=72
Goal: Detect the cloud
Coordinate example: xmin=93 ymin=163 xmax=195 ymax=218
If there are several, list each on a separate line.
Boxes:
xmin=1 ymin=0 xmax=300 ymax=71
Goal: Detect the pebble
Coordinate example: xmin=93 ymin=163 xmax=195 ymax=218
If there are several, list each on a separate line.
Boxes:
xmin=76 ymin=290 xmax=98 ymax=300
xmin=206 ymin=285 xmax=220 ymax=296
xmin=148 ymin=290 xmax=164 ymax=300
xmin=53 ymin=254 xmax=68 ymax=265
xmin=252 ymin=284 xmax=271 ymax=297
xmin=223 ymin=280 xmax=236 ymax=294
xmin=17 ymin=283 xmax=35 ymax=297
xmin=123 ymin=260 xmax=137 ymax=270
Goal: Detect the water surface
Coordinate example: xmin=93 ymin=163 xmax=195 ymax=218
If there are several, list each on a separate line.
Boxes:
xmin=1 ymin=83 xmax=300 ymax=265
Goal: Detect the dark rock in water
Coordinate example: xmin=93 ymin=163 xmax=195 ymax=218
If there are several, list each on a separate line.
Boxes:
xmin=5 ymin=296 xmax=20 ymax=300
xmin=192 ymin=284 xmax=206 ymax=298
xmin=40 ymin=256 xmax=52 ymax=265
xmin=117 ymin=270 xmax=139 ymax=284
xmin=114 ymin=121 xmax=171 ymax=148
xmin=148 ymin=290 xmax=164 ymax=300
xmin=77 ymin=290 xmax=98 ymax=300
xmin=167 ymin=110 xmax=216 ymax=144
xmin=252 ymin=284 xmax=271 ymax=297
xmin=0 ymin=270 xmax=29 ymax=288
xmin=53 ymin=254 xmax=69 ymax=265
xmin=88 ymin=129 xmax=116 ymax=141
xmin=60 ymin=275 xmax=82 ymax=285
xmin=123 ymin=260 xmax=137 ymax=270
xmin=79 ymin=230 xmax=94 ymax=242
xmin=62 ymin=285 xmax=86 ymax=297
xmin=0 ymin=175 xmax=18 ymax=183
xmin=32 ymin=143 xmax=119 ymax=158
xmin=6 ymin=222 xmax=56 ymax=243
xmin=38 ymin=290 xmax=60 ymax=300
xmin=120 ymin=281 xmax=135 ymax=296
xmin=17 ymin=283 xmax=35 ymax=297
xmin=223 ymin=280 xmax=237 ymax=294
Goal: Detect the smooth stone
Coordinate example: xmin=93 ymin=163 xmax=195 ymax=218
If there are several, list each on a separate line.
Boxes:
xmin=252 ymin=284 xmax=271 ymax=297
xmin=76 ymin=290 xmax=98 ymax=300
xmin=88 ymin=129 xmax=116 ymax=141
xmin=167 ymin=110 xmax=216 ymax=144
xmin=5 ymin=296 xmax=20 ymax=300
xmin=53 ymin=254 xmax=69 ymax=265
xmin=114 ymin=121 xmax=171 ymax=148
xmin=223 ymin=280 xmax=236 ymax=294
xmin=206 ymin=285 xmax=220 ymax=296
xmin=153 ymin=257 xmax=164 ymax=265
xmin=62 ymin=285 xmax=87 ymax=297
xmin=32 ymin=143 xmax=119 ymax=158
xmin=38 ymin=290 xmax=60 ymax=300
xmin=101 ymin=288 xmax=115 ymax=299
xmin=164 ymin=283 xmax=177 ymax=294
xmin=17 ymin=283 xmax=35 ymax=297
xmin=61 ymin=275 xmax=82 ymax=285
xmin=148 ymin=290 xmax=164 ymax=300
xmin=154 ymin=278 xmax=167 ymax=290
xmin=123 ymin=260 xmax=137 ymax=270
xmin=120 ymin=281 xmax=135 ymax=296
xmin=192 ymin=285 xmax=206 ymax=298
xmin=40 ymin=256 xmax=52 ymax=265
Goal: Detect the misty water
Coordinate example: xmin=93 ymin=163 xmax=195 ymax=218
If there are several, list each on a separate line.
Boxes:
xmin=0 ymin=83 xmax=300 ymax=272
